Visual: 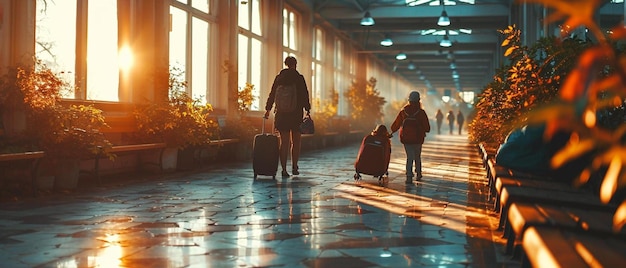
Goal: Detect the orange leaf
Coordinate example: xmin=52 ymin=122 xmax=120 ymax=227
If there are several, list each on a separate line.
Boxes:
xmin=614 ymin=201 xmax=626 ymax=232
xmin=504 ymin=46 xmax=516 ymax=57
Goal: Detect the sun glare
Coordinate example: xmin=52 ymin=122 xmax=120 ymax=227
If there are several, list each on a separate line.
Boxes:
xmin=119 ymin=46 xmax=134 ymax=73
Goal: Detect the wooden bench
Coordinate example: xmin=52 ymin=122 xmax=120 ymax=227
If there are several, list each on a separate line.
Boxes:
xmin=85 ymin=143 xmax=167 ymax=184
xmin=0 ymin=151 xmax=45 ymax=196
xmin=492 ymin=176 xmax=580 ymax=212
xmin=522 ymin=226 xmax=626 ymax=268
xmin=506 ymin=202 xmax=622 ymax=257
xmin=497 ymin=185 xmax=608 ymax=230
xmin=478 ymin=142 xmax=498 ymax=168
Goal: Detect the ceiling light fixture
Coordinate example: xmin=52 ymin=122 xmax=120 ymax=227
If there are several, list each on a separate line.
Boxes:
xmin=407 ymin=61 xmax=416 ymax=70
xmin=360 ymin=11 xmax=375 ymax=26
xmin=439 ymin=34 xmax=452 ymax=47
xmin=437 ymin=10 xmax=450 ymax=26
xmin=396 ymin=52 xmax=407 ymax=60
xmin=380 ymin=35 xmax=393 ymax=46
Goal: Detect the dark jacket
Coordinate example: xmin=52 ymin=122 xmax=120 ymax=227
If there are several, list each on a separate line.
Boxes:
xmin=390 ymin=103 xmax=431 ymax=144
xmin=265 ymin=68 xmax=311 ymax=112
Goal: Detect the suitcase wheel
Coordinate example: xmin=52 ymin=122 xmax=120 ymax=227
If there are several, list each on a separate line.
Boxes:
xmin=354 ymin=173 xmax=361 ymax=181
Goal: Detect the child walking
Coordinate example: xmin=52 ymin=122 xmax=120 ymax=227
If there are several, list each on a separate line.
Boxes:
xmin=390 ymin=91 xmax=431 ymax=183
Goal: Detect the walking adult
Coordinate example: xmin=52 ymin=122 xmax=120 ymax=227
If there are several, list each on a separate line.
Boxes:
xmin=391 ymin=91 xmax=431 ymax=183
xmin=447 ymin=110 xmax=455 ymax=134
xmin=435 ymin=109 xmax=444 ymax=134
xmin=456 ymin=110 xmax=465 ymax=135
xmin=265 ymin=56 xmax=311 ymax=178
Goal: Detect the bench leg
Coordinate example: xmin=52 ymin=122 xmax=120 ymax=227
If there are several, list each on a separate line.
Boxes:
xmin=94 ymin=154 xmax=101 ymax=185
xmin=31 ymin=158 xmax=42 ymax=197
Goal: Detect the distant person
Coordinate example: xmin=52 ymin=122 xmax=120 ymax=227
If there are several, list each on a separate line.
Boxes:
xmin=265 ymin=56 xmax=311 ymax=178
xmin=391 ymin=91 xmax=431 ymax=183
xmin=435 ymin=109 xmax=444 ymax=134
xmin=447 ymin=110 xmax=455 ymax=134
xmin=456 ymin=110 xmax=465 ymax=135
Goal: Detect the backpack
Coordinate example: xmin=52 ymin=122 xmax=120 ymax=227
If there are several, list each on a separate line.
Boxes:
xmin=274 ymin=83 xmax=298 ymax=113
xmin=399 ymin=109 xmax=423 ymax=144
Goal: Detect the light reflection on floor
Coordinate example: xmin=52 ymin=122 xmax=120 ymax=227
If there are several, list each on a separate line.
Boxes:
xmin=0 ymin=134 xmax=517 ymax=267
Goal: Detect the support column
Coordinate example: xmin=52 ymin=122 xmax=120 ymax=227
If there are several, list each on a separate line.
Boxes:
xmin=0 ymin=0 xmax=35 ymax=68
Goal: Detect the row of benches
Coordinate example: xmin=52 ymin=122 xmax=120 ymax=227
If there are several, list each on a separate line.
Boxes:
xmin=478 ymin=143 xmax=626 ymax=267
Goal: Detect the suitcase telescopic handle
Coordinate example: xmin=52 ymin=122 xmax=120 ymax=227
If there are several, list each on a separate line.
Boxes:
xmin=262 ymin=115 xmax=267 ymax=134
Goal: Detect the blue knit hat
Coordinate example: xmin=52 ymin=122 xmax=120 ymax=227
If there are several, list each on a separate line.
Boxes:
xmin=408 ymin=91 xmax=420 ymax=101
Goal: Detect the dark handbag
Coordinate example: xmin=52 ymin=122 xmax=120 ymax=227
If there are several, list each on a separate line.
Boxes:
xmin=300 ymin=114 xmax=315 ymax=134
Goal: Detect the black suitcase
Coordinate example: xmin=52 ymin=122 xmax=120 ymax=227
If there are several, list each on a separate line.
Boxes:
xmin=253 ymin=117 xmax=279 ymax=179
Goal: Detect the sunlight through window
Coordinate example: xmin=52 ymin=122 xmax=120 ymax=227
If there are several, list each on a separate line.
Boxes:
xmin=87 ymin=0 xmax=119 ymax=101
xmin=35 ymin=0 xmax=76 ymax=98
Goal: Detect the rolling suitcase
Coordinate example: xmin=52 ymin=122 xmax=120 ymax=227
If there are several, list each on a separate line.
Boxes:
xmin=253 ymin=117 xmax=279 ymax=179
xmin=354 ymin=134 xmax=390 ymax=183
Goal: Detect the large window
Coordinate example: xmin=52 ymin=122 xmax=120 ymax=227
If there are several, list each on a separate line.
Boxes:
xmin=86 ymin=0 xmax=119 ymax=101
xmin=36 ymin=0 xmax=119 ymax=101
xmin=238 ymin=0 xmax=263 ymax=110
xmin=311 ymin=27 xmax=324 ymax=102
xmin=282 ymin=7 xmax=299 ymax=55
xmin=169 ymin=1 xmax=215 ymax=105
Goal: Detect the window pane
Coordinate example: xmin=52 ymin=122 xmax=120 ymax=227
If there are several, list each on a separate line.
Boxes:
xmin=334 ymin=39 xmax=342 ymax=70
xmin=315 ymin=63 xmax=322 ymax=101
xmin=87 ymin=0 xmax=119 ymax=101
xmin=282 ymin=9 xmax=288 ymax=47
xmin=251 ymin=0 xmax=261 ymax=35
xmin=250 ymin=38 xmax=262 ymax=110
xmin=238 ymin=2 xmax=249 ymax=30
xmin=191 ymin=0 xmax=209 ymax=14
xmin=36 ymin=0 xmax=77 ymax=98
xmin=314 ymin=28 xmax=323 ymax=60
xmin=169 ymin=7 xmax=187 ymax=72
xmin=289 ymin=12 xmax=296 ymax=50
xmin=238 ymin=34 xmax=249 ymax=101
xmin=192 ymin=17 xmax=208 ymax=104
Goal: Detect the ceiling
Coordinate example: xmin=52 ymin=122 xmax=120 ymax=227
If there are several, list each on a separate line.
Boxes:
xmin=308 ymin=0 xmax=623 ymax=95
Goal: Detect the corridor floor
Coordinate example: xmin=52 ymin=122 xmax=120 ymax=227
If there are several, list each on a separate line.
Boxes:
xmin=0 ymin=134 xmax=518 ymax=267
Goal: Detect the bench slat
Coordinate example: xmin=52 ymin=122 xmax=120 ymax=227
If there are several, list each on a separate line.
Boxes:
xmin=106 ymin=143 xmax=167 ymax=153
xmin=0 ymin=151 xmax=45 ymax=162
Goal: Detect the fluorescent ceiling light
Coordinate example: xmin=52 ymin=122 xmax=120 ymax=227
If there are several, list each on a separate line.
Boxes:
xmin=405 ymin=0 xmax=431 ymax=6
xmin=421 ymin=29 xmax=437 ymax=35
xmin=408 ymin=0 xmax=473 ymax=6
xmin=422 ymin=29 xmax=469 ymax=36
xmin=430 ymin=0 xmax=456 ymax=6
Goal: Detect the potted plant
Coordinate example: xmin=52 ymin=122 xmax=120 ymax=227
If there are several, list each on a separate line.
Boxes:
xmin=345 ymin=77 xmax=386 ymax=132
xmin=133 ymin=67 xmax=219 ymax=170
xmin=1 ymin=59 xmax=111 ymax=190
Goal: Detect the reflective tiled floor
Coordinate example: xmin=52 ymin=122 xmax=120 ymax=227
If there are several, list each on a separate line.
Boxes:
xmin=0 ymin=134 xmax=518 ymax=267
